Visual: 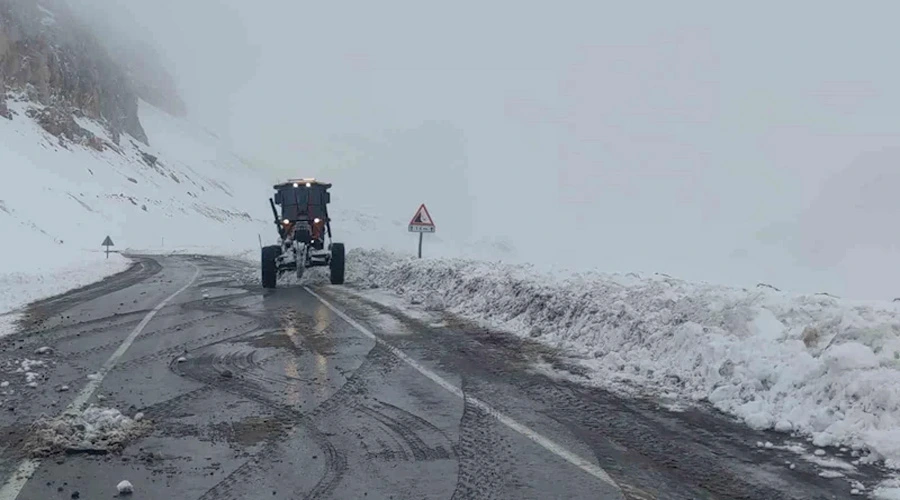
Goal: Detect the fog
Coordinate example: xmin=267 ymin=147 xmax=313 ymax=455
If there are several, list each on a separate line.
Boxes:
xmin=69 ymin=0 xmax=900 ymax=299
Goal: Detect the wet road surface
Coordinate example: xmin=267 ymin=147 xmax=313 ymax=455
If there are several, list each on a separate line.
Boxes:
xmin=0 ymin=255 xmax=883 ymax=499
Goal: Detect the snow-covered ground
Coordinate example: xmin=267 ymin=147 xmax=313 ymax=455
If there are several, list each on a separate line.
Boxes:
xmin=875 ymin=480 xmax=900 ymax=500
xmin=0 ymin=94 xmax=277 ymax=332
xmin=343 ymin=249 xmax=900 ymax=478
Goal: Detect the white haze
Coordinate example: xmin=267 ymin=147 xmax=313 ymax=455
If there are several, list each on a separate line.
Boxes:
xmin=67 ymin=0 xmax=900 ymax=299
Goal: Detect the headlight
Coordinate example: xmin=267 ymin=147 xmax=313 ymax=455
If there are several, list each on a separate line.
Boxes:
xmin=314 ymin=218 xmax=321 ymax=224
xmin=305 ymin=182 xmax=312 ymax=188
xmin=292 ymin=183 xmax=298 ymax=188
xmin=282 ymin=219 xmax=290 ymax=225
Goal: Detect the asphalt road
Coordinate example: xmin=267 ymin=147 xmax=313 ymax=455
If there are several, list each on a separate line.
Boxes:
xmin=0 ymin=255 xmax=883 ymax=499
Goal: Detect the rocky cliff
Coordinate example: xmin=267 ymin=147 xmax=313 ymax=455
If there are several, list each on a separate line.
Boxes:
xmin=0 ymin=0 xmax=171 ymax=145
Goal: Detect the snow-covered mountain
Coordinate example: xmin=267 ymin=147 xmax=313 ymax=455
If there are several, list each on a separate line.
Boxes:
xmin=0 ymin=0 xmax=148 ymax=142
xmin=0 ymin=0 xmax=280 ymax=321
xmin=0 ymin=91 xmax=275 ymax=318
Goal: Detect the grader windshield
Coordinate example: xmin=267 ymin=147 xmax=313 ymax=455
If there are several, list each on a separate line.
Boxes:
xmin=273 ymin=180 xmax=331 ymax=221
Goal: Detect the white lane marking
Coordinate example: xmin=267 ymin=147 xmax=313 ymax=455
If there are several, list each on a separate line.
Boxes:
xmin=0 ymin=262 xmax=200 ymax=500
xmin=0 ymin=461 xmax=38 ymax=500
xmin=303 ymin=287 xmax=621 ymax=490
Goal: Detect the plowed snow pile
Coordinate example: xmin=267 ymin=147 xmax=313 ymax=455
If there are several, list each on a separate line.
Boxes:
xmin=27 ymin=406 xmax=150 ymax=456
xmin=346 ymin=249 xmax=900 ymax=468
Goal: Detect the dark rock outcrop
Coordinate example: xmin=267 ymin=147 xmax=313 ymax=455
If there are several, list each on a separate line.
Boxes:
xmin=26 ymin=106 xmax=90 ymax=142
xmin=140 ymin=151 xmax=157 ymax=167
xmin=0 ymin=0 xmax=149 ymax=144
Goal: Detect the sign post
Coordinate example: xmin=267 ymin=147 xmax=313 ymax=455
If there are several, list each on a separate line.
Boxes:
xmin=101 ymin=235 xmax=115 ymax=259
xmin=408 ymin=204 xmax=435 ymax=258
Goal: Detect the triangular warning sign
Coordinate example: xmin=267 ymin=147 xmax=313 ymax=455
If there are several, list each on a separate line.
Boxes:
xmin=409 ymin=204 xmax=435 ymax=227
xmin=102 ymin=236 xmax=114 ymax=247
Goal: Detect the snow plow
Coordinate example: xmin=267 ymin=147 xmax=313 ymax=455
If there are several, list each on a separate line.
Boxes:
xmin=261 ymin=179 xmax=345 ymax=288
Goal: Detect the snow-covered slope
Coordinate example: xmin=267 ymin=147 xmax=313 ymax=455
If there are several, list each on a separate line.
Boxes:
xmin=0 ymin=94 xmax=272 ymax=325
xmin=345 ymin=249 xmax=900 ymax=472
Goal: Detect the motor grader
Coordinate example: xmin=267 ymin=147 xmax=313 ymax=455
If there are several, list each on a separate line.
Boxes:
xmin=261 ymin=179 xmax=344 ymax=288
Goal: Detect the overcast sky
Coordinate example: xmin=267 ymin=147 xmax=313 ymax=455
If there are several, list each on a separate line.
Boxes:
xmin=69 ymin=0 xmax=900 ymax=298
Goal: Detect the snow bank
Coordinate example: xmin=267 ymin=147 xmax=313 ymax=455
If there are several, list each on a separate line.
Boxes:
xmin=27 ymin=406 xmax=150 ymax=456
xmin=874 ymin=479 xmax=900 ymax=500
xmin=346 ymin=249 xmax=900 ymax=468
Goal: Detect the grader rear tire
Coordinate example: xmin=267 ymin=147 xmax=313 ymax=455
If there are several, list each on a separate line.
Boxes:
xmin=262 ymin=245 xmax=280 ymax=289
xmin=329 ymin=243 xmax=345 ymax=285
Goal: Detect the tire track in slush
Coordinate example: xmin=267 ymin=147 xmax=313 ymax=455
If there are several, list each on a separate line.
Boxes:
xmin=181 ymin=345 xmax=389 ymax=499
xmin=355 ymin=400 xmax=455 ymax=462
xmin=517 ymin=380 xmax=812 ymax=500
xmin=110 ymin=319 xmax=257 ymax=373
xmin=304 ymin=287 xmax=621 ymax=493
xmin=170 ymin=282 xmax=453 ymax=499
xmin=61 ymin=311 xmax=221 ymax=361
xmin=12 ymin=311 xmax=148 ymax=348
xmin=184 ymin=338 xmax=423 ymax=500
xmin=140 ymin=386 xmax=219 ymax=419
xmin=451 ymin=380 xmax=516 ymax=500
xmin=4 ymin=308 xmax=180 ymax=364
xmin=170 ymin=349 xmax=294 ymax=400
xmin=189 ymin=382 xmax=346 ymax=500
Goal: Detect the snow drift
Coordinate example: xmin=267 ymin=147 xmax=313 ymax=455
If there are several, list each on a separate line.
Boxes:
xmin=346 ymin=249 xmax=900 ymax=468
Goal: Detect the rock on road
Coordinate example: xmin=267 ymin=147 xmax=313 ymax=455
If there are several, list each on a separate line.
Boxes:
xmin=0 ymin=255 xmax=879 ymax=499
